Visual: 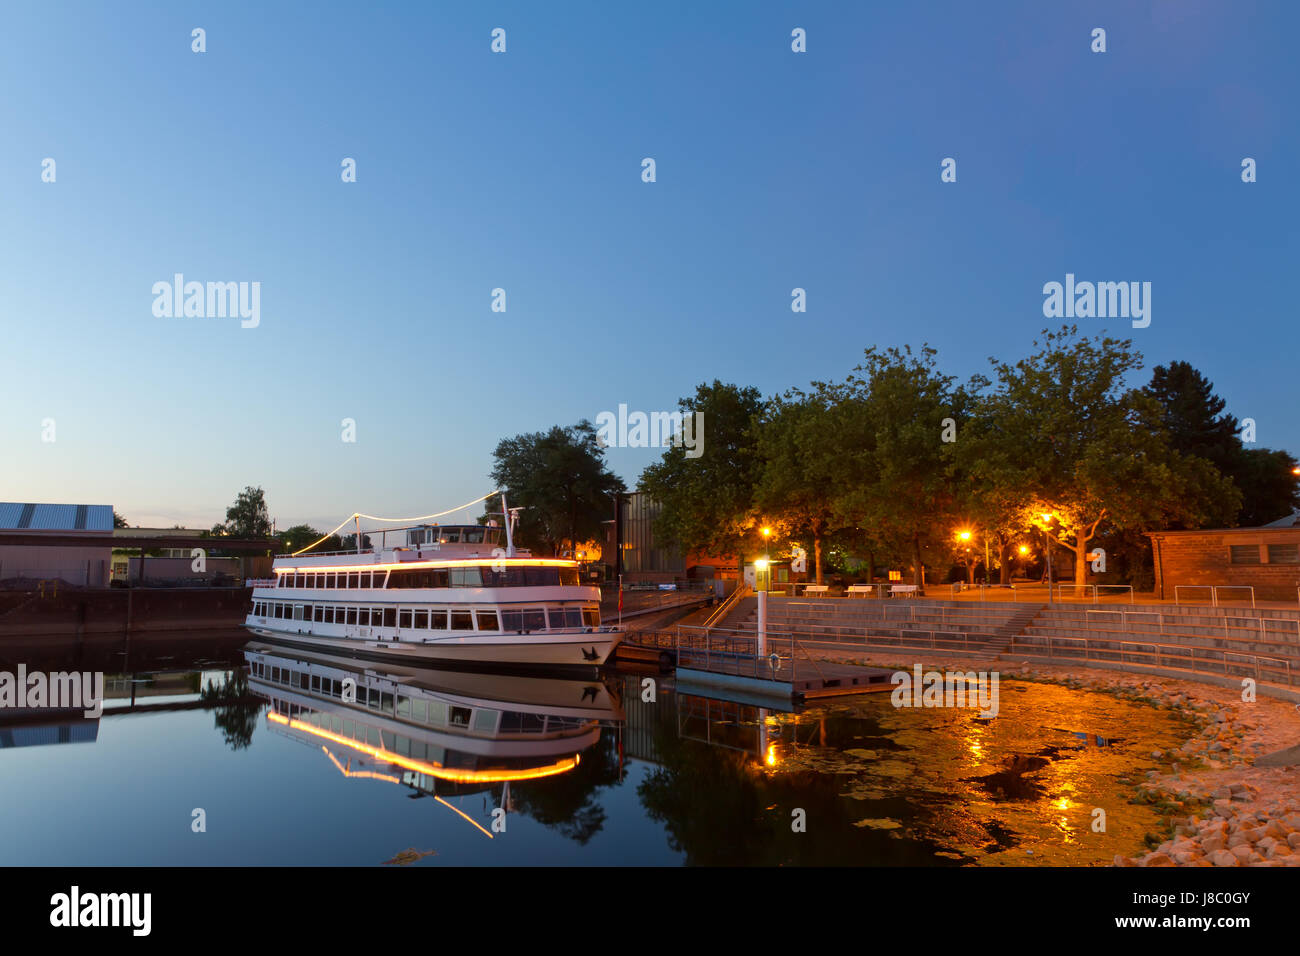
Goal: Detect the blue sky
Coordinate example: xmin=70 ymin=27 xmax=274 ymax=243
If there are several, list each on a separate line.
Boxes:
xmin=1 ymin=1 xmax=1295 ymax=532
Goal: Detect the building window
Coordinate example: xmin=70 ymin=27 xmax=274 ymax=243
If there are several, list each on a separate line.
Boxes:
xmin=1229 ymin=545 xmax=1261 ymax=565
xmin=1267 ymin=544 xmax=1299 ymax=564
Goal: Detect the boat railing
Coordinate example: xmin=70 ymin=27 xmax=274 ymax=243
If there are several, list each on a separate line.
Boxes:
xmin=274 ymin=548 xmax=377 ymax=559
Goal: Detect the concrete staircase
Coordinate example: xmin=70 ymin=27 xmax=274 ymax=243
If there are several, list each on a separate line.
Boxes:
xmin=1007 ymin=601 xmax=1300 ymax=697
xmin=719 ymin=596 xmax=1044 ymax=657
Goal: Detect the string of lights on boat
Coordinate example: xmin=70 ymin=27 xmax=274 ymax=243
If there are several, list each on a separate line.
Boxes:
xmin=290 ymin=490 xmax=502 ymax=556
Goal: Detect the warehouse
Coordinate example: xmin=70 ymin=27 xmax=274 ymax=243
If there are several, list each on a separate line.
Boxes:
xmin=0 ymin=502 xmax=115 ymax=588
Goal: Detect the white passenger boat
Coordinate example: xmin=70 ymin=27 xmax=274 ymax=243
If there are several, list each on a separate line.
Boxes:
xmin=245 ymin=496 xmax=620 ymax=670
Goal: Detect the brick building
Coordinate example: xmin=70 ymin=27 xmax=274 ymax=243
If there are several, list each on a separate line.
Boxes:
xmin=1147 ymin=514 xmax=1300 ymax=602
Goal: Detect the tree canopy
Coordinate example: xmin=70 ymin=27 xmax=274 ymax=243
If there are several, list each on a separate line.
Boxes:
xmin=487 ymin=420 xmax=625 ymax=556
xmin=211 ymin=486 xmax=272 ymax=538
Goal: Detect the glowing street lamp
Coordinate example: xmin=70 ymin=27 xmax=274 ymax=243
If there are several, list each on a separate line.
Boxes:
xmin=1037 ymin=513 xmax=1056 ymax=603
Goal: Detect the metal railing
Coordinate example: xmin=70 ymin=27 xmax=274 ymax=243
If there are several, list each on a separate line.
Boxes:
xmin=1175 ymin=585 xmax=1256 ymax=608
xmin=1017 ymin=634 xmax=1295 ymax=686
xmin=702 ymin=585 xmax=750 ymax=634
xmin=674 ymin=626 xmax=796 ymax=683
xmin=949 ymin=582 xmax=1020 ymax=601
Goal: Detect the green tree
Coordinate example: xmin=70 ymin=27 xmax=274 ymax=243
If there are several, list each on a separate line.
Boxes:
xmin=639 ymin=381 xmax=766 ymax=578
xmin=832 ymin=345 xmax=969 ymax=591
xmin=113 ymin=511 xmax=129 ymax=529
xmin=212 ymin=486 xmax=272 ymax=538
xmin=278 ymin=524 xmax=342 ymax=554
xmin=488 ymin=421 xmax=625 ymax=555
xmin=1144 ymin=361 xmax=1241 ymax=474
xmin=754 ymin=384 xmax=886 ymax=585
xmin=970 ymin=327 xmax=1240 ymax=584
xmin=1144 ymin=361 xmax=1298 ymax=526
xmin=1234 ymin=447 xmax=1300 ymax=526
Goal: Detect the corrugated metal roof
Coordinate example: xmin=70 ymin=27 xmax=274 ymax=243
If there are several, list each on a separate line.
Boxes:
xmin=0 ymin=502 xmax=114 ymax=532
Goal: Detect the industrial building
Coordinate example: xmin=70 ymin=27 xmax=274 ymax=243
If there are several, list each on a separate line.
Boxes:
xmin=0 ymin=502 xmax=115 ymax=587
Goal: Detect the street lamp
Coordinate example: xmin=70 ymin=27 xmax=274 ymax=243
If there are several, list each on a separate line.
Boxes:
xmin=1039 ymin=513 xmax=1055 ymax=603
xmin=956 ymin=529 xmax=974 ymax=585
xmin=761 ymin=526 xmax=772 ymax=591
xmin=754 ymin=558 xmax=770 ymax=659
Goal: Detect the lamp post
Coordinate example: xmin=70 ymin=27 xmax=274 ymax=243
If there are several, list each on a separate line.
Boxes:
xmin=1040 ymin=513 xmax=1055 ymax=604
xmin=957 ymin=529 xmax=974 ymax=586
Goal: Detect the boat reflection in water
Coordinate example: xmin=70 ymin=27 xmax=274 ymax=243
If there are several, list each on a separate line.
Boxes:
xmin=243 ymin=640 xmax=623 ymax=818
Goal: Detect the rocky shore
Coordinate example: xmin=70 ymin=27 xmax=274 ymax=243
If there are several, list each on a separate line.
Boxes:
xmin=1007 ymin=667 xmax=1300 ymax=866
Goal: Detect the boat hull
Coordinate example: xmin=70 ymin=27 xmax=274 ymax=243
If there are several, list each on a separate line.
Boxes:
xmin=244 ymin=623 xmax=620 ymax=669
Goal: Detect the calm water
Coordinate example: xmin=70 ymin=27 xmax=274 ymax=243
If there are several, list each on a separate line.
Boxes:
xmin=0 ymin=632 xmax=1193 ymax=866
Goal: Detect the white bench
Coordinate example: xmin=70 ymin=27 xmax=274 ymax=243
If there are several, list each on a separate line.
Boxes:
xmin=847 ymin=585 xmax=880 ymax=598
xmin=803 ymin=585 xmax=831 ymax=597
xmin=889 ymin=584 xmax=919 ymax=598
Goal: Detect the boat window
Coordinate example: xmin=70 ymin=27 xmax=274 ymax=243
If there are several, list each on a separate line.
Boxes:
xmin=522 ymin=609 xmax=545 ymax=632
xmin=583 ymin=608 xmax=600 ymax=628
xmin=450 ymin=706 xmax=471 ymax=727
xmin=359 ymin=608 xmax=372 ymax=626
xmin=410 ymin=699 xmax=427 ymax=722
xmin=450 ymin=610 xmax=474 ymax=631
xmin=474 ymin=709 xmax=498 ymax=732
xmin=551 ymin=607 xmax=582 ymax=629
xmin=429 ymin=609 xmax=448 ymax=630
xmin=411 ymin=609 xmax=428 ymax=629
xmin=293 ymin=605 xmax=305 ymax=621
xmin=311 ymin=675 xmax=320 ymax=692
xmin=441 ymin=529 xmax=462 ymax=544
xmin=345 ymin=572 xmax=357 ymax=589
xmin=343 ymin=607 xmax=355 ymax=625
xmin=475 ymin=610 xmax=498 ymax=631
xmin=428 ymin=701 xmax=447 ymax=725
xmin=313 ymin=605 xmax=324 ymax=622
xmin=399 ymin=609 xmax=412 ymax=629
xmin=449 ymin=567 xmax=482 ymax=587
xmin=389 ymin=568 xmax=450 ymax=589
xmin=396 ymin=696 xmax=410 ymax=718
xmin=383 ymin=608 xmax=396 ymax=627
xmin=501 ymin=610 xmax=523 ymax=631
xmin=462 ymin=527 xmax=485 ymax=544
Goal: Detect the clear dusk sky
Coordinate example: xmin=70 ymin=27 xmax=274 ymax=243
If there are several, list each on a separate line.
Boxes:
xmin=1 ymin=1 xmax=1295 ymax=533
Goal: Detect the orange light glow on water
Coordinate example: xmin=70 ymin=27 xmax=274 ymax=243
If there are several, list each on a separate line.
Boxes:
xmin=266 ymin=711 xmax=580 ymax=782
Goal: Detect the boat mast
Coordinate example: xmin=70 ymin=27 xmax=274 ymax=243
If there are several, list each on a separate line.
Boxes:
xmin=501 ymin=492 xmax=515 ymax=557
